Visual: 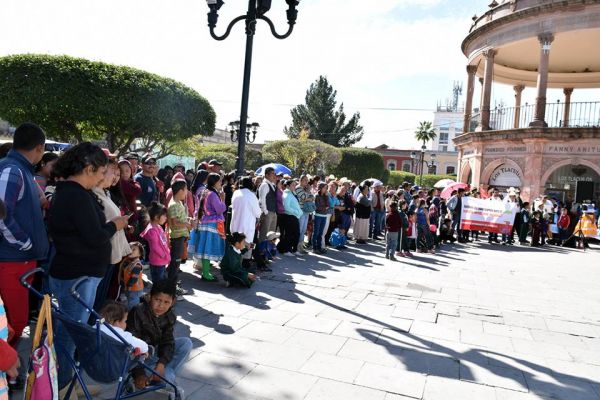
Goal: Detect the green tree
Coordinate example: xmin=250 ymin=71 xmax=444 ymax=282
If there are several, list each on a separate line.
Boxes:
xmin=263 ymin=139 xmax=342 ymax=175
xmin=414 ymin=121 xmax=437 ymax=148
xmin=330 ymin=148 xmax=385 ymax=183
xmin=169 ymin=142 xmax=264 ymax=172
xmin=284 ymin=76 xmax=363 ymax=147
xmin=0 ymin=54 xmax=216 ymax=154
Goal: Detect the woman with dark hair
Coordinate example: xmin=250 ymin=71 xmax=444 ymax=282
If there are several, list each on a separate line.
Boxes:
xmin=34 ymin=151 xmax=59 ymax=192
xmin=118 ymin=159 xmax=141 ymax=223
xmin=47 ymin=142 xmax=130 ymax=392
xmin=230 ymin=176 xmax=261 ymax=263
xmin=92 ymin=158 xmax=132 ymax=310
xmin=191 ymin=169 xmax=210 ymax=218
xmin=189 ymin=173 xmax=225 ymax=281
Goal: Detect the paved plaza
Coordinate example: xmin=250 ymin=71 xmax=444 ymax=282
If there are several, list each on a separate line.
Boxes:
xmin=163 ymin=241 xmax=600 ymax=400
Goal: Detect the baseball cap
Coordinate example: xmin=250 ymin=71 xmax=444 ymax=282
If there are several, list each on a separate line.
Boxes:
xmin=208 ymin=159 xmax=223 ymax=166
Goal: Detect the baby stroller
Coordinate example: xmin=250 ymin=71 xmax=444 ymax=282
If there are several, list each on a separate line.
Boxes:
xmin=21 ymin=268 xmax=182 ymax=400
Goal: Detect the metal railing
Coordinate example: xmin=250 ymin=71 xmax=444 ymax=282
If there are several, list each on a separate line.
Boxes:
xmin=468 ymin=101 xmax=600 ymax=132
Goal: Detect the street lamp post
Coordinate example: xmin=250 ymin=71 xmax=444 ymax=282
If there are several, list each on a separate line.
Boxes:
xmin=228 ymin=120 xmax=260 ymax=143
xmin=206 ymin=0 xmax=300 ymax=176
xmin=418 ymin=148 xmax=436 ymax=186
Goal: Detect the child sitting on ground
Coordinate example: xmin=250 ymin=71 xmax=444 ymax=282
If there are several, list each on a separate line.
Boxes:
xmin=99 ymin=301 xmax=149 ymax=354
xmin=119 ymin=242 xmax=146 ymax=309
xmin=439 ymin=218 xmax=456 ymax=244
xmin=221 ymin=232 xmax=257 ymax=288
xmin=253 ymin=231 xmax=279 ymax=272
xmin=126 ymin=280 xmax=192 ymax=392
xmin=329 ymin=227 xmax=348 ymax=249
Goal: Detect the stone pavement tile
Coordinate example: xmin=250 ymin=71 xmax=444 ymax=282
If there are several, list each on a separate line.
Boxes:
xmin=201 ymin=300 xmax=255 ymax=317
xmin=241 ymin=308 xmax=297 ymax=325
xmin=285 ymin=314 xmax=341 ymax=334
xmin=345 ymin=291 xmax=369 ymax=302
xmin=529 ymin=329 xmax=589 ymax=349
xmin=234 ymin=320 xmax=297 ymax=344
xmin=483 ymin=322 xmax=534 ymax=340
xmin=545 ymin=358 xmax=600 ymax=383
xmin=423 ymin=375 xmax=496 ymax=400
xmin=200 ymin=332 xmax=314 ymax=371
xmin=180 ymin=352 xmax=257 ymax=388
xmin=395 ymin=348 xmax=460 ymax=379
xmin=190 ymin=313 xmax=252 ymax=334
xmin=524 ymin=372 xmax=600 ymax=400
xmin=495 ymin=387 xmax=553 ymax=400
xmin=437 ymin=314 xmax=484 ymax=333
xmin=174 ymin=377 xmax=206 ymax=399
xmin=304 ymin=378 xmax=387 ymax=400
xmin=544 ymin=319 xmax=600 ymax=338
xmin=566 ymin=346 xmax=600 ymax=366
xmin=360 ymin=314 xmax=413 ymax=332
xmin=337 ymin=338 xmax=401 ymax=367
xmin=233 ymin=365 xmax=318 ymax=400
xmin=309 ymin=287 xmax=351 ymax=299
xmin=433 ymin=303 xmax=460 ymax=317
xmin=277 ymin=299 xmax=328 ymax=316
xmin=385 ymin=393 xmax=418 ymax=400
xmin=410 ymin=320 xmax=461 ymax=342
xmin=460 ymin=360 xmax=529 ymax=392
xmin=299 ymin=352 xmax=365 ymax=383
xmin=484 ymin=351 xmax=553 ymax=377
xmin=503 ymin=312 xmax=548 ymax=330
xmin=187 ymin=384 xmax=271 ymax=400
xmin=317 ymin=305 xmax=364 ymax=323
xmin=332 ymin=321 xmax=384 ymax=342
xmin=283 ymin=330 xmax=348 ymax=355
xmin=385 ymin=285 xmax=423 ymax=298
xmin=351 ymin=281 xmax=390 ymax=293
xmin=355 ymin=302 xmax=396 ymax=317
xmin=461 ymin=330 xmax=515 ymax=352
xmin=354 ymin=362 xmax=426 ymax=398
xmin=511 ymin=338 xmax=573 ymax=361
xmin=460 ymin=307 xmax=505 ymax=324
xmin=582 ymin=337 xmax=600 ymax=352
xmin=391 ymin=305 xmax=438 ymax=322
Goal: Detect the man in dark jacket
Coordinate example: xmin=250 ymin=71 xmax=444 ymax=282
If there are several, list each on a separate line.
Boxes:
xmin=0 ymin=123 xmax=48 ymax=351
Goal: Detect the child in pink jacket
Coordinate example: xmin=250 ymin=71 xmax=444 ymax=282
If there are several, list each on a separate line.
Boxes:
xmin=140 ymin=202 xmax=171 ymax=283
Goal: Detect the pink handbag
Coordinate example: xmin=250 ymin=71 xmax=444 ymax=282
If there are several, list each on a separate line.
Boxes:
xmin=25 ymin=295 xmax=58 ymax=400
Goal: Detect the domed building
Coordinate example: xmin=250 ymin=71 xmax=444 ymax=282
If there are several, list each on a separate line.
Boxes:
xmin=455 ymin=0 xmax=600 ymax=203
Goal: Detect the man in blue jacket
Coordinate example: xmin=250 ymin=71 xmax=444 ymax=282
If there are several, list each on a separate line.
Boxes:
xmin=0 ymin=123 xmax=49 ymax=353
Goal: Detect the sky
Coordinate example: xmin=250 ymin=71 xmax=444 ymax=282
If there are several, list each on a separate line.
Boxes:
xmin=2 ymin=0 xmax=599 ymax=150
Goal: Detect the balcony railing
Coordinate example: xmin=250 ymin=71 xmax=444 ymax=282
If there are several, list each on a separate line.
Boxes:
xmin=468 ymin=101 xmax=600 ymax=132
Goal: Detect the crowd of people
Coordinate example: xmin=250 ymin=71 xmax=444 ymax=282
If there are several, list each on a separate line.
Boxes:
xmin=0 ymin=123 xmax=599 ymax=399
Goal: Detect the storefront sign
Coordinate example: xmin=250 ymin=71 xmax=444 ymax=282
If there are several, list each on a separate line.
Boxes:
xmin=558 ymin=176 xmax=593 ymax=183
xmin=463 ymin=149 xmax=475 ymax=156
xmin=489 ymin=166 xmax=522 ymax=187
xmin=545 ymin=145 xmax=600 ymax=154
xmin=460 ymin=197 xmax=519 ymax=234
xmin=484 ymin=146 xmax=527 ymax=154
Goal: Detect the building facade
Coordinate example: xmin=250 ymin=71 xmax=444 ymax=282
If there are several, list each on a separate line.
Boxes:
xmin=371 ymin=145 xmax=458 ymax=176
xmin=455 ymin=0 xmax=600 ymax=203
xmin=432 ymin=108 xmax=463 ymax=153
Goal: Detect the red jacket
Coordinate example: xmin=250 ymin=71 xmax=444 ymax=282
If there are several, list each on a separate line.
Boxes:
xmin=386 ymin=210 xmax=402 ymax=233
xmin=120 ymin=178 xmax=142 ymax=220
xmin=558 ymin=214 xmax=571 ymax=230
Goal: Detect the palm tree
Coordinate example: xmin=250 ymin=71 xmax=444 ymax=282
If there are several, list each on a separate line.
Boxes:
xmin=414 ymin=121 xmax=437 ymax=181
xmin=414 ymin=121 xmax=437 ymax=147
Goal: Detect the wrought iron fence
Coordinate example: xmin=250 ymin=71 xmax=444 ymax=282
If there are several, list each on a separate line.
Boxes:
xmin=468 ymin=101 xmax=600 ymax=132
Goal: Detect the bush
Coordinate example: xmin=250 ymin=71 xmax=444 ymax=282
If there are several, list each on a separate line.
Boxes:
xmin=194 ymin=144 xmax=263 ymax=171
xmin=262 ymin=139 xmax=341 ymax=175
xmin=388 ymin=171 xmax=416 ymax=187
xmin=420 ymin=174 xmax=456 ymax=189
xmin=331 ymin=148 xmax=384 ymax=182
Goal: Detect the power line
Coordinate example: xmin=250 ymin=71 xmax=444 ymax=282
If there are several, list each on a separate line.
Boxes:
xmin=211 ymin=99 xmax=436 ymax=112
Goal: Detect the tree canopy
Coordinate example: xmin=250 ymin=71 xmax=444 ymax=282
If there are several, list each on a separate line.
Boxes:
xmin=330 ymin=148 xmax=385 ymax=183
xmin=262 ymin=139 xmax=342 ymax=175
xmin=284 ymin=76 xmax=363 ymax=147
xmin=0 ymin=54 xmax=216 ymax=154
xmin=414 ymin=121 xmax=437 ymax=147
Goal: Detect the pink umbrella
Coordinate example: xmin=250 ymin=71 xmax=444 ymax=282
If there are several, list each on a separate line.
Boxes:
xmin=441 ymin=182 xmax=469 ymax=199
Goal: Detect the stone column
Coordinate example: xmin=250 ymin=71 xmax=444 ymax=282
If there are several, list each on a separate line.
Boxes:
xmin=477 ymin=49 xmax=496 ymax=131
xmin=513 ymin=85 xmax=525 ymax=128
xmin=463 ymin=65 xmax=478 ymax=133
xmin=562 ymin=88 xmax=573 ymax=127
xmin=530 ymin=33 xmax=554 ymax=127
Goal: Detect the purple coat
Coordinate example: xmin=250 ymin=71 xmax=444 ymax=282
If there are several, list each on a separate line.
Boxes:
xmin=200 ymin=190 xmax=226 ymax=224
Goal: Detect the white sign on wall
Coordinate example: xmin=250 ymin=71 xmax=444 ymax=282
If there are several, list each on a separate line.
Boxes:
xmin=489 ymin=166 xmax=522 ymax=187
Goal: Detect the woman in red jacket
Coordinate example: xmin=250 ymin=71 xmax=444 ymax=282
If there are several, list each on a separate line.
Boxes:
xmin=557 ymin=207 xmax=571 ymax=246
xmin=119 ymin=159 xmax=142 ymax=223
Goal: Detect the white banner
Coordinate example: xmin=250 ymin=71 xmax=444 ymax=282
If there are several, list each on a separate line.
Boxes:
xmin=460 ymin=197 xmax=519 ymax=234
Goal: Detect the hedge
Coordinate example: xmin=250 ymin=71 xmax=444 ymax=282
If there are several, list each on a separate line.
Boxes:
xmin=388 ymin=172 xmax=457 ymax=189
xmin=331 ymin=148 xmax=385 ymax=182
xmin=194 ymin=144 xmax=263 ymax=171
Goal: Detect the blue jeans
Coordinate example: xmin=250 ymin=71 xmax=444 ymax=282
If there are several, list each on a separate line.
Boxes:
xmin=145 ymin=337 xmax=192 ymax=383
xmin=386 ymin=232 xmax=399 ymax=257
xmin=150 ymin=265 xmax=166 ymax=283
xmin=370 ymin=210 xmax=385 ymax=237
xmin=50 ymin=275 xmax=102 ymax=389
xmin=311 ymin=216 xmax=327 ymax=250
xmin=299 ymin=213 xmax=310 ymax=244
